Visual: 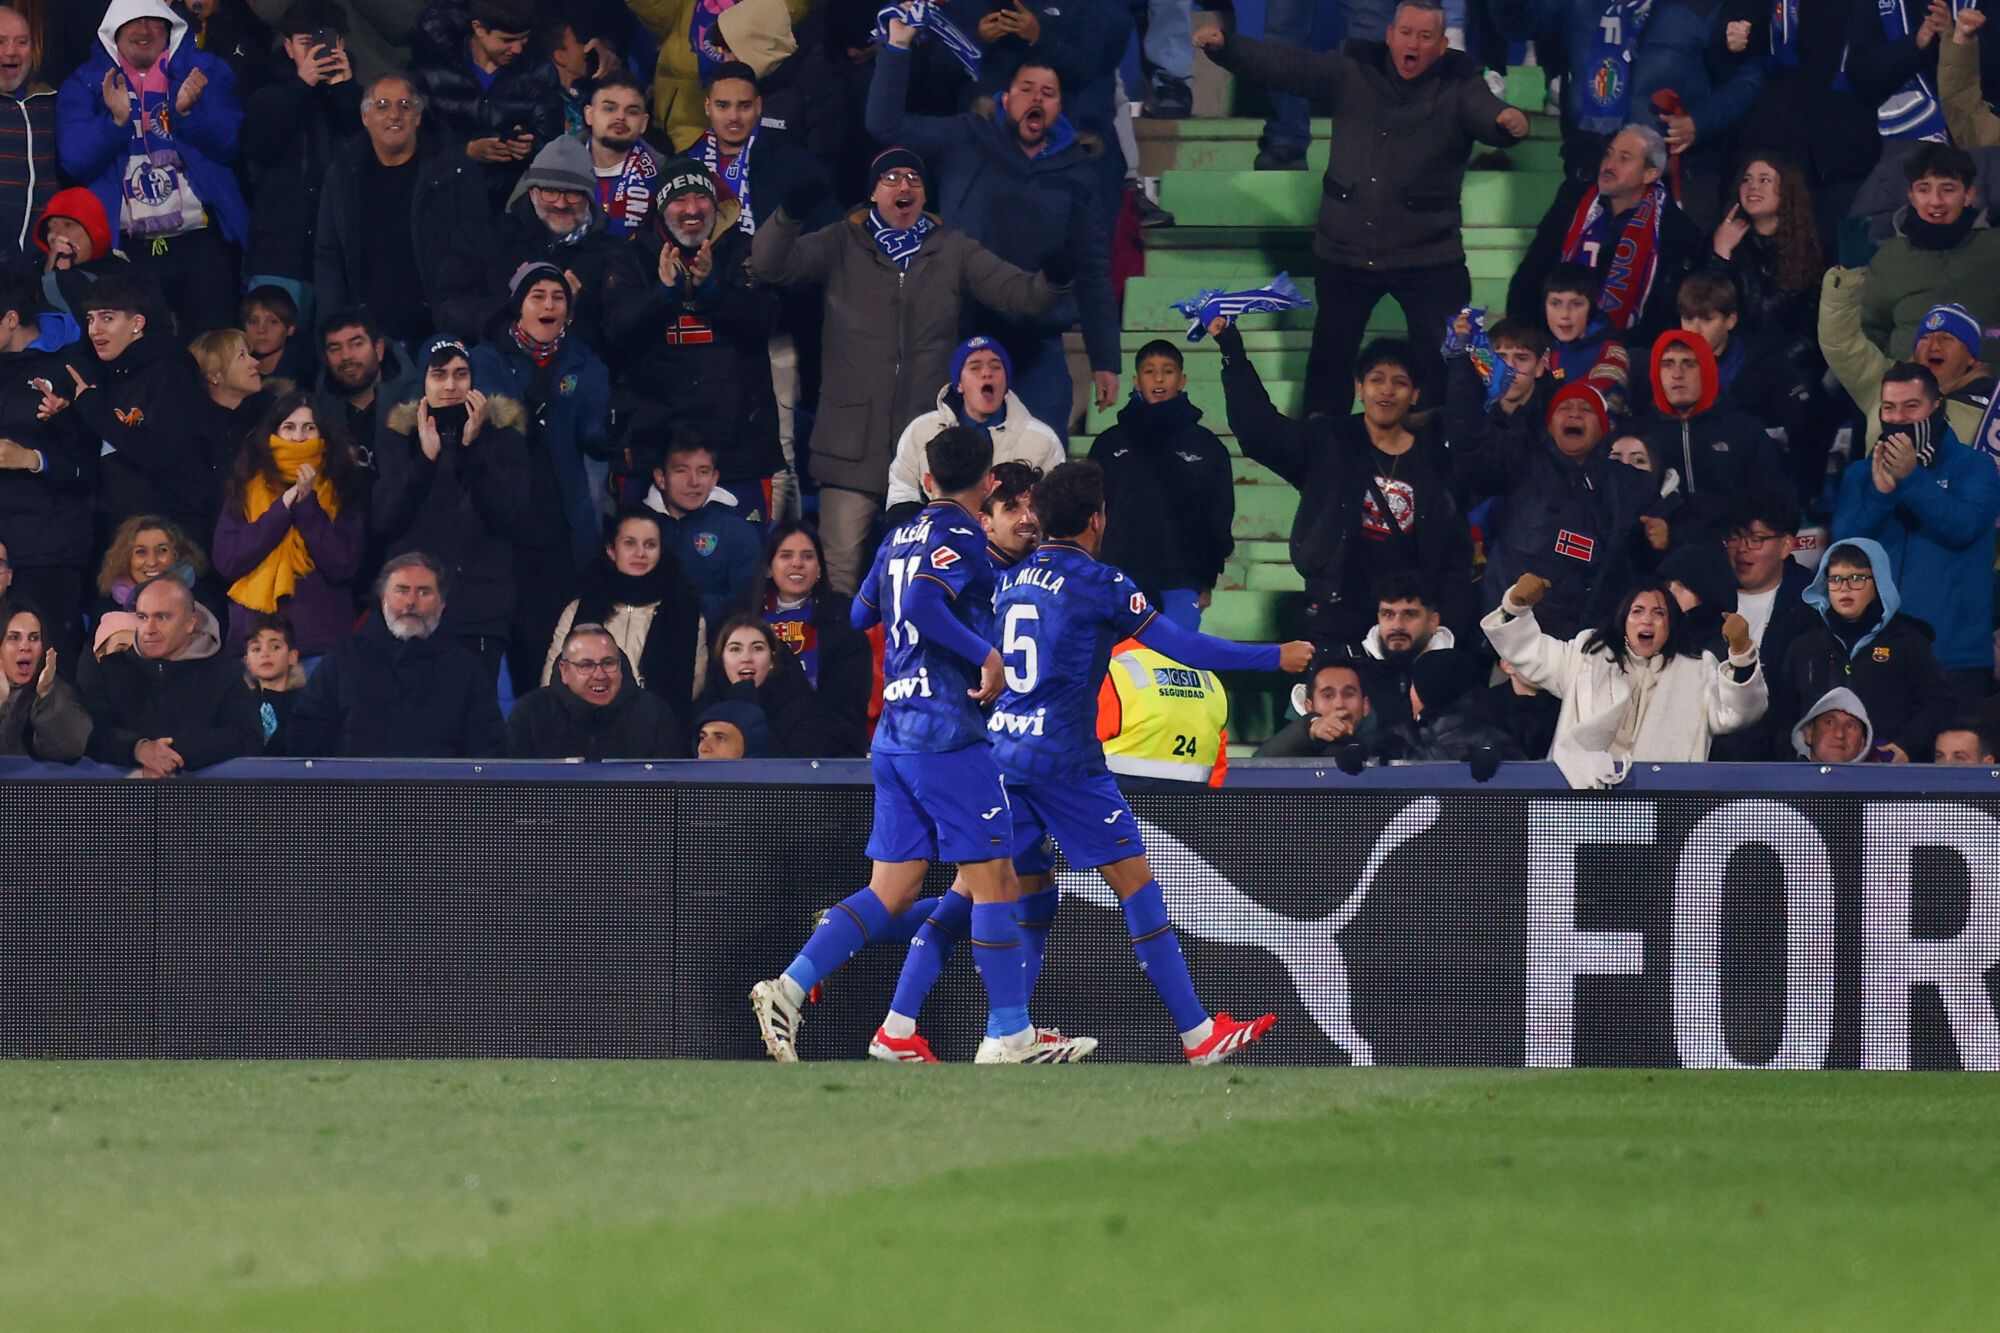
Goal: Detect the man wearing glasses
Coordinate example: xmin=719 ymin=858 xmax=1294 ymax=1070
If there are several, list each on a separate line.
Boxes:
xmin=1711 ymin=489 xmax=1817 ymax=761
xmin=506 ymin=624 xmax=683 ymax=760
xmin=315 ymin=72 xmax=443 ymax=346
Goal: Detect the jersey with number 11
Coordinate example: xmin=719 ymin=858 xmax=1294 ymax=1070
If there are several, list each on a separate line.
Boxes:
xmin=988 ymin=540 xmax=1158 ymax=783
xmin=857 ymin=499 xmax=995 ymax=754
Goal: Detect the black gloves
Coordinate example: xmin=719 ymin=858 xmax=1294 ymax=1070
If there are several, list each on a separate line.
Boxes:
xmin=1041 ymin=248 xmax=1077 ymax=287
xmin=1333 ymin=743 xmax=1368 ymax=776
xmin=1468 ymin=747 xmax=1502 ymax=783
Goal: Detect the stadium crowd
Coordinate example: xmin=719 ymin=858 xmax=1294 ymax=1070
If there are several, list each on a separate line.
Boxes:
xmin=0 ymin=0 xmax=1998 ymax=787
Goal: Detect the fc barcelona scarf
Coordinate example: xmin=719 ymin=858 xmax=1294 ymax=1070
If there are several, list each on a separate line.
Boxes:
xmin=1559 ymin=182 xmax=1667 ymax=333
xmin=598 ymin=144 xmax=659 ymax=240
xmin=1578 ymin=0 xmax=1652 ymax=136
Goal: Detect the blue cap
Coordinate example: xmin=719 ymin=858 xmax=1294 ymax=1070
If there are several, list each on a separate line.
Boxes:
xmin=949 ymin=335 xmax=1013 ymax=392
xmin=1916 ymin=303 xmax=1983 ymax=362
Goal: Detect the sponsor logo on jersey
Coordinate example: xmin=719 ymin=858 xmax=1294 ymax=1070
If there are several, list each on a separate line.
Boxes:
xmin=883 ymin=669 xmax=936 ymax=702
xmin=986 ymin=707 xmax=1048 ymax=737
xmin=929 ymin=544 xmax=961 ymax=571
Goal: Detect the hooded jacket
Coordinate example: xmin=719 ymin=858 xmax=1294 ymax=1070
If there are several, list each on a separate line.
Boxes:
xmin=1777 ymin=538 xmax=1959 ymax=758
xmin=864 ymin=43 xmax=1118 ymax=373
xmin=601 ymin=181 xmax=783 ymax=487
xmin=0 ymin=77 xmax=59 ymax=268
xmin=1207 ymin=32 xmax=1516 ymax=272
xmin=1360 ymin=625 xmax=1458 ymax=730
xmin=1444 ymin=353 xmax=1657 ymax=641
xmin=56 ymin=0 xmax=250 ymax=249
xmin=506 ymin=668 xmax=687 ymax=760
xmin=1832 ymin=417 xmax=2000 ymax=672
xmin=1860 ymin=210 xmax=2000 ymax=366
xmin=73 ymin=333 xmax=221 ymax=543
xmin=406 ymin=0 xmax=563 ymax=200
xmin=369 ymin=390 xmax=531 ymax=640
xmin=79 ymin=636 xmax=261 ymax=770
xmin=467 ymin=335 xmax=612 ymax=575
xmin=1790 ymin=684 xmax=1875 ymax=761
xmin=888 ymin=386 xmax=1067 ymax=515
xmin=1089 ymin=391 xmax=1235 ymax=600
xmin=1222 ymin=323 xmax=1474 ymax=631
xmin=1639 ymin=330 xmax=1790 ymax=547
xmin=750 ymin=204 xmax=1063 ymax=496
xmin=287 ymin=610 xmax=505 ymax=757
xmin=430 ymin=191 xmax=621 ymax=346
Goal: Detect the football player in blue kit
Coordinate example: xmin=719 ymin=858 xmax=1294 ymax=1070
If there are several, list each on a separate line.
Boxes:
xmin=875 ymin=460 xmax=1313 ymax=1064
xmin=750 ymin=432 xmax=1096 ymax=1064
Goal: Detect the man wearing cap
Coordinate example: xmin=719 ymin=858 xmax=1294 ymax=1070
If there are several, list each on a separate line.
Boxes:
xmin=57 ymin=0 xmax=250 ymax=338
xmin=1450 ymin=368 xmax=1659 ymax=640
xmin=869 ymin=19 xmax=1119 ymax=429
xmin=469 ymin=263 xmax=612 ymax=703
xmin=1821 ymin=271 xmax=1997 ymax=458
xmin=430 ymin=134 xmax=620 ymax=347
xmin=752 ymin=145 xmax=1071 ymax=595
xmin=601 ymin=158 xmax=782 ymax=520
xmin=881 ymin=335 xmax=1066 ymax=527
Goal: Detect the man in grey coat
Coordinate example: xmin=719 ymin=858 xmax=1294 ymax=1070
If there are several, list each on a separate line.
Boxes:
xmin=751 ymin=146 xmax=1070 ymax=595
xmin=1198 ymin=0 xmax=1527 ymax=415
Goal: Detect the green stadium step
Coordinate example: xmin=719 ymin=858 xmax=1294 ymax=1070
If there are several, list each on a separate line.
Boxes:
xmin=1141 ymin=224 xmax=1535 ymax=252
xmin=1231 ymin=484 xmax=1299 ymax=541
xmin=1142 ymin=243 xmax=1527 ymax=283
xmin=1123 ymin=273 xmax=1513 ymax=333
xmin=1201 ymin=589 xmax=1303 ymax=642
xmin=1140 ymin=134 xmax=1565 ymax=175
xmin=1132 ymin=103 xmax=1560 ymax=143
xmin=1157 ymin=168 xmax=1562 ymax=229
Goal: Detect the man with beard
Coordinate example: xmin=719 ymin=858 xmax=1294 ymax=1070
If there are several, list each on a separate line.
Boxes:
xmin=314 ymin=307 xmax=415 ymax=477
xmin=1357 ymin=572 xmax=1454 ymax=729
xmin=431 ymin=134 xmax=619 ymax=347
xmin=81 ymin=576 xmax=260 ymax=775
xmin=287 ymin=550 xmax=506 ymax=757
xmin=752 ymin=147 xmax=1069 ymax=595
xmin=315 ymin=72 xmax=450 ymax=347
xmin=581 ymin=69 xmax=665 ymax=241
xmin=602 ymin=160 xmax=780 ymax=521
xmin=868 ymin=27 xmax=1119 ymax=429
xmin=0 ymin=6 xmax=58 ymax=270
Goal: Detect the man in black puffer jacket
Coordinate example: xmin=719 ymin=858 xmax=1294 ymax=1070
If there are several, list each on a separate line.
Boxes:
xmin=81 ymin=578 xmax=261 ymax=775
xmin=1198 ymin=6 xmax=1527 ymax=413
xmin=407 ymin=0 xmax=564 ymax=207
xmin=506 ymin=628 xmax=684 ymax=759
xmin=67 ymin=277 xmax=218 ymax=546
xmin=1220 ymin=321 xmax=1472 ymax=651
xmin=288 ymin=552 xmax=507 ymax=757
xmin=1089 ymin=339 xmax=1234 ymax=628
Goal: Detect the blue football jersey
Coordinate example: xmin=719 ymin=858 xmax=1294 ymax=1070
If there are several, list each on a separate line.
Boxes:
xmin=858 ymin=500 xmax=995 ymax=753
xmin=988 ymin=540 xmax=1156 ymax=783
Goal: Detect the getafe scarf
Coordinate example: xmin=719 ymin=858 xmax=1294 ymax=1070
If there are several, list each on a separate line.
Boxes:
xmin=1871 ymin=0 xmax=1951 ymax=141
xmin=1172 ymin=273 xmax=1313 ymax=342
xmin=867 ymin=207 xmax=934 ymax=270
xmin=874 ymin=0 xmax=982 ymax=77
xmin=696 ymin=128 xmax=757 ymax=235
xmin=1559 ymin=182 xmax=1667 ymax=332
xmin=1579 ymin=0 xmax=1652 ymax=136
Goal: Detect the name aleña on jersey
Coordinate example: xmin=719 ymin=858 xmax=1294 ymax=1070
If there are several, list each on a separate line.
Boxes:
xmin=860 ymin=503 xmax=996 ymax=754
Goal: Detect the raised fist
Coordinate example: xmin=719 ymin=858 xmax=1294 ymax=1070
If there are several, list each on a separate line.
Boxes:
xmin=1722 ymin=613 xmax=1753 ymax=657
xmin=1506 ymin=573 xmax=1550 ymax=610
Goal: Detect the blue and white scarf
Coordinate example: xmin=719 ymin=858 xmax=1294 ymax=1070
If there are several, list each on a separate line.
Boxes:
xmin=1172 ymin=273 xmax=1313 ymax=343
xmin=868 ymin=207 xmax=934 ymax=270
xmin=874 ymin=0 xmax=982 ymax=78
xmin=1867 ymin=0 xmax=1955 ymax=141
xmin=1579 ymin=0 xmax=1652 ymax=137
xmin=696 ymin=128 xmax=757 ymax=235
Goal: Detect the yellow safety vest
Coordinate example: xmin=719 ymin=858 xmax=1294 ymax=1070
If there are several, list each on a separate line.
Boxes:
xmin=1095 ymin=638 xmax=1229 ymax=786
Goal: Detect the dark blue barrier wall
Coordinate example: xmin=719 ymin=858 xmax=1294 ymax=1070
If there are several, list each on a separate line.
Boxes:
xmin=4 ymin=761 xmax=1998 ymax=1069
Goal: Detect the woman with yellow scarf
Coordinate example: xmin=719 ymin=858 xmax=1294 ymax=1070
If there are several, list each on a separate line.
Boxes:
xmin=211 ymin=391 xmax=368 ymax=663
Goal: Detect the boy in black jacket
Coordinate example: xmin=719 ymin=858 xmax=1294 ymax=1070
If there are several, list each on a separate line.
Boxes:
xmin=1088 ymin=339 xmax=1234 ymax=629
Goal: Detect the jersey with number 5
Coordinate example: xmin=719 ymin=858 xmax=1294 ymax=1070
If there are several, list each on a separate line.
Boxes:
xmin=988 ymin=540 xmax=1157 ymax=783
xmin=857 ymin=500 xmax=995 ymax=754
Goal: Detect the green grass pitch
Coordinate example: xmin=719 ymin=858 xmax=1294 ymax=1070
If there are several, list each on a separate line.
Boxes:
xmin=4 ymin=1062 xmax=1996 ymax=1330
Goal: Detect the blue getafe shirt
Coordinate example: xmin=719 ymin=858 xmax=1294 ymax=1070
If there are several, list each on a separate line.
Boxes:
xmin=858 ymin=500 xmax=995 ymax=754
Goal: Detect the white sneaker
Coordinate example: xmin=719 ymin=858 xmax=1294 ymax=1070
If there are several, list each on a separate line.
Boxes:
xmin=973 ymin=1028 xmax=1099 ymax=1064
xmin=749 ymin=979 xmax=803 ymax=1062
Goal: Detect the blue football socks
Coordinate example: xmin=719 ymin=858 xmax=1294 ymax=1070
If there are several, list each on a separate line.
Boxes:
xmin=1015 ymin=886 xmax=1061 ymax=995
xmin=1123 ymin=880 xmax=1208 ymax=1033
xmin=970 ymin=901 xmax=1030 ymax=1039
xmin=888 ymin=890 xmax=971 ymax=1023
xmin=783 ymin=887 xmax=893 ymax=995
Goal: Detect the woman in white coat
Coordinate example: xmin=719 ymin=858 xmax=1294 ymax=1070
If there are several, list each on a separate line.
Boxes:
xmin=1482 ymin=572 xmax=1768 ymax=789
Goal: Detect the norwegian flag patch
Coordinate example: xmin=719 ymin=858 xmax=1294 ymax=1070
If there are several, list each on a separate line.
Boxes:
xmin=929 ymin=545 xmax=961 ymax=571
xmin=1554 ymin=529 xmax=1596 ymax=562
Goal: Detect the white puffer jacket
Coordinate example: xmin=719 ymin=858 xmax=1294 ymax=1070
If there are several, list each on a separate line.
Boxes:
xmin=883 ymin=388 xmax=1067 ymax=508
xmin=1483 ymin=602 xmax=1767 ymax=789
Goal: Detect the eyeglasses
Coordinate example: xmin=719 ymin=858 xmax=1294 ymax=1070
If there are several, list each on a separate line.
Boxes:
xmin=1725 ymin=531 xmax=1781 ymax=550
xmin=1825 ymin=573 xmax=1874 ymax=589
xmin=562 ymin=657 xmax=621 ymax=675
xmin=877 ymin=171 xmax=923 ymax=186
xmin=363 ymin=97 xmax=422 ymax=113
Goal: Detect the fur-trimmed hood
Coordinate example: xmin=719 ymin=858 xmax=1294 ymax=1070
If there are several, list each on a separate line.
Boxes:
xmin=384 ymin=394 xmax=527 ymax=436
